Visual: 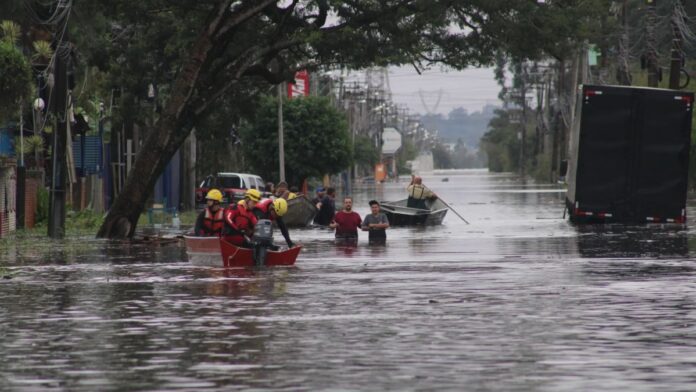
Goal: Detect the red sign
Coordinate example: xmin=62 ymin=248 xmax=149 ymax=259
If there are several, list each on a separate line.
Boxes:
xmin=287 ymin=70 xmax=310 ymax=98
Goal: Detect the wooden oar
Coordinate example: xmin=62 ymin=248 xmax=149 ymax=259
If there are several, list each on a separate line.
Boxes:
xmin=437 ymin=197 xmax=470 ymax=224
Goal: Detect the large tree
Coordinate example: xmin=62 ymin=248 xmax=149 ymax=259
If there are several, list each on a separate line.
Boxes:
xmin=240 ymin=95 xmax=351 ymax=186
xmin=75 ymin=0 xmax=612 ymax=238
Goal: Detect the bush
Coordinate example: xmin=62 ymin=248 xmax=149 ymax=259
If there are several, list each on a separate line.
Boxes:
xmin=35 ymin=186 xmax=49 ymax=225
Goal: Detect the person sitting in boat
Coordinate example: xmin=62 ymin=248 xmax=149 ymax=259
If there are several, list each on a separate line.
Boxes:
xmin=223 ymin=189 xmax=260 ymax=246
xmin=252 ymin=197 xmax=295 ymax=248
xmin=330 ymin=196 xmax=362 ymax=243
xmin=315 ymin=187 xmax=336 ymax=226
xmin=194 ymin=189 xmax=225 ymax=236
xmin=406 ymin=175 xmax=438 ymax=209
xmin=362 ymin=200 xmax=390 ymax=245
xmin=287 ymin=186 xmax=299 ymax=200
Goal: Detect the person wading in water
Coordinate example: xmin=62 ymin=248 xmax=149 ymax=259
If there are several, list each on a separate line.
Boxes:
xmin=330 ymin=196 xmax=362 ymax=245
xmin=362 ymin=200 xmax=390 ymax=245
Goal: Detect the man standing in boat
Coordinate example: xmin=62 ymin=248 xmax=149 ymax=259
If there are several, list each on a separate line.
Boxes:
xmin=194 ymin=189 xmax=225 ymax=236
xmin=406 ymin=175 xmax=438 ymax=209
xmin=223 ymin=189 xmax=260 ymax=246
xmin=252 ymin=197 xmax=295 ymax=248
xmin=330 ymin=196 xmax=362 ymax=244
xmin=362 ymin=200 xmax=390 ymax=245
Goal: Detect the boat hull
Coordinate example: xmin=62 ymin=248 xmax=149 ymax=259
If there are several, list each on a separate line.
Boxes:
xmin=380 ymin=198 xmax=448 ymax=226
xmin=220 ymin=239 xmax=302 ymax=267
xmin=184 ymin=235 xmax=223 ymax=266
xmin=282 ymin=195 xmax=318 ymax=227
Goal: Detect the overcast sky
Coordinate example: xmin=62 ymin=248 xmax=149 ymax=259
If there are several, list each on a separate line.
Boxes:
xmin=387 ymin=66 xmax=502 ymax=116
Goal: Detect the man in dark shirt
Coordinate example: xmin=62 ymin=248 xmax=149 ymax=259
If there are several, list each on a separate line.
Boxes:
xmin=330 ymin=196 xmax=362 ymax=243
xmin=314 ymin=187 xmax=336 ymax=226
xmin=362 ymin=200 xmax=390 ymax=245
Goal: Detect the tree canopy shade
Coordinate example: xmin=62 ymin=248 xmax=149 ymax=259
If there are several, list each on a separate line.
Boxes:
xmin=240 ymin=96 xmax=351 ymax=186
xmin=0 ymin=40 xmax=32 ymax=123
xmin=82 ymin=0 xmax=614 ymax=238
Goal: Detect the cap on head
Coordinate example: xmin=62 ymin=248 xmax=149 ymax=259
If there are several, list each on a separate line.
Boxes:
xmin=316 ymin=187 xmax=325 ymax=193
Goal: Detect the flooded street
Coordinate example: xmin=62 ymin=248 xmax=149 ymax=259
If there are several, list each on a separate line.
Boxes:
xmin=3 ymin=170 xmax=696 ymax=391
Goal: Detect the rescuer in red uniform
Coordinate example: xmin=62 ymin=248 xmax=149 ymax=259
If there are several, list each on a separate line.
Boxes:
xmin=222 ymin=189 xmax=260 ymax=246
xmin=252 ymin=197 xmax=295 ymax=248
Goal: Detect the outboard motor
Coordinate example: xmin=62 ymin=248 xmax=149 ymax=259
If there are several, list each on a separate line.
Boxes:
xmin=252 ymin=219 xmax=274 ymax=266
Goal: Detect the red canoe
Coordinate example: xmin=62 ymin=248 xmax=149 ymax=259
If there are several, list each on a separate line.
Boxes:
xmin=219 ymin=239 xmax=302 ymax=267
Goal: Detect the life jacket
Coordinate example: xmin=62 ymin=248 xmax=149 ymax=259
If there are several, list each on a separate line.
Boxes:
xmin=224 ymin=203 xmax=257 ymax=235
xmin=202 ymin=207 xmax=224 ymax=235
xmin=253 ymin=199 xmax=275 ymax=221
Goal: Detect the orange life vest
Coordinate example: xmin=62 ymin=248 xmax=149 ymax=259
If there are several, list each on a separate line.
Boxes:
xmin=202 ymin=208 xmax=224 ymax=235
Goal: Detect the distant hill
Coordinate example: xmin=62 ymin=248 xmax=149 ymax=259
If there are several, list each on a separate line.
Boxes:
xmin=420 ymin=104 xmax=498 ymax=148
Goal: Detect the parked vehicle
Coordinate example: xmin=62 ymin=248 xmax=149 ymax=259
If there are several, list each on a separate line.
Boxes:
xmin=195 ymin=172 xmax=267 ymax=207
xmin=566 ymin=84 xmax=694 ymax=223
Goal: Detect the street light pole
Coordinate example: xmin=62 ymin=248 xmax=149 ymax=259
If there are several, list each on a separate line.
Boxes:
xmin=278 ymin=83 xmax=286 ymax=182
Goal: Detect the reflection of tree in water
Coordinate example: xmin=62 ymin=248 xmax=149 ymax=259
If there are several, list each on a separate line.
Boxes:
xmin=104 ymin=239 xmax=187 ymax=265
xmin=575 ymin=224 xmax=690 ymax=259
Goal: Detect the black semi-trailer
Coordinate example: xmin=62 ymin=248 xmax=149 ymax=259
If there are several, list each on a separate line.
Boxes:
xmin=566 ymin=85 xmax=693 ymax=223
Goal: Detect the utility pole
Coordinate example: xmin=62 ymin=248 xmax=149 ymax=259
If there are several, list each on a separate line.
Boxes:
xmin=617 ymin=0 xmax=632 ymax=85
xmin=277 ymin=83 xmax=286 ymax=182
xmin=669 ymin=0 xmax=685 ymax=89
xmin=48 ymin=40 xmax=69 ymax=239
xmin=16 ymin=103 xmax=25 ymax=229
xmin=519 ymin=68 xmax=527 ymax=178
xmin=646 ymin=0 xmax=659 ymax=87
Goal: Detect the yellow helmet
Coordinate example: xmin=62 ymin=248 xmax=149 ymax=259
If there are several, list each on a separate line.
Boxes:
xmin=205 ymin=189 xmax=223 ymax=202
xmin=273 ymin=198 xmax=288 ymax=217
xmin=245 ymin=188 xmax=261 ymax=202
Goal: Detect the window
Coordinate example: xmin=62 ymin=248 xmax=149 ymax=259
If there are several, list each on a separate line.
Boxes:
xmin=216 ymin=176 xmax=241 ymax=189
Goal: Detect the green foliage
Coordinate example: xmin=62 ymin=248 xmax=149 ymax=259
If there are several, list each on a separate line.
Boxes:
xmin=13 ymin=135 xmax=45 ymax=168
xmin=480 ymin=109 xmax=521 ymax=173
xmin=31 ymin=40 xmax=53 ymax=64
xmin=531 ymin=152 xmax=552 ymax=182
xmin=432 ymin=142 xmax=454 ymax=169
xmin=0 ymin=41 xmax=32 ymax=122
xmin=353 ymin=135 xmax=379 ymax=166
xmin=240 ymin=96 xmax=352 ymax=185
xmin=0 ymin=20 xmax=20 ymax=45
xmin=35 ymin=186 xmax=49 ymax=225
xmin=65 ymin=210 xmax=105 ymax=234
xmin=397 ymin=137 xmax=418 ymax=174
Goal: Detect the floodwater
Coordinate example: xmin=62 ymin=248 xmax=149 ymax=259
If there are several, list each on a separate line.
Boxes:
xmin=3 ymin=169 xmax=696 ymax=391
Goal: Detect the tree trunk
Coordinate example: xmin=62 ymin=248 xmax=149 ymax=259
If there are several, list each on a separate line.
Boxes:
xmin=97 ymin=6 xmax=228 ymax=238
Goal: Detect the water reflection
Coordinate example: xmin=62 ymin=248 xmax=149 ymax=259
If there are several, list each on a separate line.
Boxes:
xmin=5 ymin=170 xmax=696 ymax=390
xmin=575 ymin=224 xmax=690 ymax=258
